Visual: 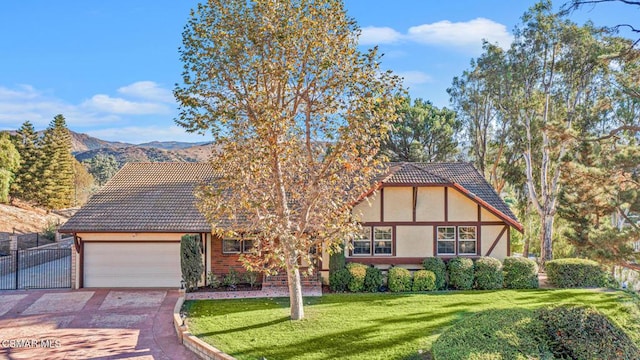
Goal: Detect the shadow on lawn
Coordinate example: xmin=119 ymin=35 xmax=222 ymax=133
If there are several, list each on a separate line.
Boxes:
xmin=229 ymin=308 xmax=469 ymax=360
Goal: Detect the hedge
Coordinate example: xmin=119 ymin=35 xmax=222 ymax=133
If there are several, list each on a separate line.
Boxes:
xmin=422 ymin=257 xmax=447 ymax=290
xmin=363 ymin=266 xmax=383 ymax=292
xmin=447 ymin=257 xmax=474 ymax=290
xmin=474 ymin=257 xmax=503 ymax=290
xmin=329 ymin=268 xmax=351 ymax=292
xmin=412 ymin=270 xmax=436 ymax=291
xmin=546 ymin=258 xmax=607 ymax=288
xmin=388 ymin=267 xmax=412 ymax=292
xmin=503 ymin=257 xmax=538 ymax=289
xmin=346 ymin=263 xmax=368 ymax=292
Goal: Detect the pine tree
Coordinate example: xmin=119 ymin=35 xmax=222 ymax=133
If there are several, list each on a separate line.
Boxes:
xmin=10 ymin=121 xmax=42 ymax=203
xmin=39 ymin=114 xmax=75 ymax=209
xmin=0 ymin=132 xmax=21 ymax=203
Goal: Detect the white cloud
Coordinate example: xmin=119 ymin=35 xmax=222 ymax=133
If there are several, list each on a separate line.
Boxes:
xmin=359 ymin=26 xmax=403 ymax=45
xmin=396 ymin=71 xmax=433 ymax=88
xmin=88 ymin=125 xmax=207 ymax=144
xmin=359 ymin=18 xmax=513 ymax=53
xmin=408 ymin=18 xmax=513 ymax=51
xmin=81 ymin=94 xmax=171 ymax=115
xmin=117 ymin=81 xmax=174 ymax=103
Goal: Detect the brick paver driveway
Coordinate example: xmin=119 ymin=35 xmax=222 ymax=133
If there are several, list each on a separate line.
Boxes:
xmin=0 ymin=289 xmax=197 ymax=359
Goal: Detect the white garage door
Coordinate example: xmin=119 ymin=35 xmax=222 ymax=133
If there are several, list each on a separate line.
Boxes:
xmin=84 ymin=242 xmax=182 ymax=288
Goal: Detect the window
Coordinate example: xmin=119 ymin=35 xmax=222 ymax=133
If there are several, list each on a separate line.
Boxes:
xmin=374 ymin=227 xmax=392 ymax=255
xmin=437 ymin=227 xmax=456 ymax=255
xmin=222 ymin=238 xmax=242 ymax=254
xmin=243 ymin=239 xmax=256 ymax=253
xmin=458 ymin=226 xmax=477 ymax=255
xmin=353 ymin=227 xmax=372 ymax=255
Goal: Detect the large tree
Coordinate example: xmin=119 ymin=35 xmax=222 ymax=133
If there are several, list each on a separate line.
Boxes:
xmin=382 ymin=98 xmax=461 ymax=162
xmin=10 ymin=121 xmax=42 ymax=203
xmin=175 ymin=0 xmax=402 ymax=320
xmin=0 ymin=132 xmax=20 ymax=203
xmin=40 ymin=115 xmax=75 ymax=209
xmin=83 ymin=153 xmax=119 ymax=186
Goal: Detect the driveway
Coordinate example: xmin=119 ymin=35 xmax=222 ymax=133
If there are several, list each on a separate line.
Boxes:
xmin=0 ymin=289 xmax=198 ymax=359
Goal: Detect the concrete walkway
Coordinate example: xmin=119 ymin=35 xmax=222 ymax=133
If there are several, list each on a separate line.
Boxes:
xmin=0 ymin=289 xmax=197 ymax=360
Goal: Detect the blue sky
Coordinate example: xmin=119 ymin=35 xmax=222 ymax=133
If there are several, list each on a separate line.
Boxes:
xmin=0 ymin=1 xmax=636 ymax=143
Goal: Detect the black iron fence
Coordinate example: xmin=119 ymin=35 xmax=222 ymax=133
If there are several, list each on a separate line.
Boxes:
xmin=0 ymin=248 xmax=71 ymax=290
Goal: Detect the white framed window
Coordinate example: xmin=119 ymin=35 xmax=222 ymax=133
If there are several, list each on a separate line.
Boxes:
xmin=353 ymin=226 xmax=372 ymax=255
xmin=222 ymin=238 xmax=242 ymax=254
xmin=458 ymin=226 xmax=477 ymax=255
xmin=373 ymin=226 xmax=392 ymax=255
xmin=437 ymin=226 xmax=456 ymax=255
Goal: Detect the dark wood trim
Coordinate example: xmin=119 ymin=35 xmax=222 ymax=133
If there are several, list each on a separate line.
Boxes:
xmin=477 ymin=205 xmax=481 ymax=222
xmin=59 ymin=230 xmax=211 ymax=234
xmin=433 ymin=226 xmax=437 ymax=257
xmin=485 ymin=225 xmax=508 ymax=257
xmin=450 ymin=183 xmax=523 ymax=232
xmin=73 ymin=234 xmax=81 ymax=253
xmin=392 ymin=225 xmax=396 ymax=256
xmin=80 ymin=240 xmax=181 ymax=243
xmin=79 ymin=239 xmax=84 ymax=289
xmin=477 ymin=205 xmax=482 ymax=256
xmin=412 ymin=187 xmax=417 ymax=222
xmin=380 ymin=188 xmax=384 ymax=222
xmin=444 ymin=187 xmax=449 ymax=222
xmin=362 ymin=221 xmax=505 ymax=226
xmin=379 ymin=183 xmax=452 ymax=187
xmin=347 ymin=257 xmax=425 ymax=265
xmin=202 ymin=233 xmax=207 ymax=287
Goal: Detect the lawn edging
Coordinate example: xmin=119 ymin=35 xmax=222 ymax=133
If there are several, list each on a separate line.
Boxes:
xmin=173 ymin=294 xmax=236 ymax=360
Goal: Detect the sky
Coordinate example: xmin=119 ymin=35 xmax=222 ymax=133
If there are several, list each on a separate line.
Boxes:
xmin=0 ymin=1 xmax=636 ymax=144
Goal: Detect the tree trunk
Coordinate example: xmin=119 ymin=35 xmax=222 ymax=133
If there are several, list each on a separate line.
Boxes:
xmin=540 ymin=213 xmax=554 ymax=266
xmin=523 ymin=235 xmax=530 ymax=258
xmin=285 ymin=255 xmax=304 ymax=320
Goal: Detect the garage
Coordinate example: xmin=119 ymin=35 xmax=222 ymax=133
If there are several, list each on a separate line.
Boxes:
xmin=83 ymin=242 xmax=182 ymax=288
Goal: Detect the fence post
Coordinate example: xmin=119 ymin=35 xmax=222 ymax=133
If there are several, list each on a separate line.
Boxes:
xmin=9 ymin=234 xmax=17 ymax=251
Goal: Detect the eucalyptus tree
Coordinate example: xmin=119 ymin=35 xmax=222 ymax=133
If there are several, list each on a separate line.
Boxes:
xmin=175 ymin=0 xmax=402 ymax=320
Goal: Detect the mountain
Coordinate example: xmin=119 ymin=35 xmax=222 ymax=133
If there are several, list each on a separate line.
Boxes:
xmin=70 ymin=132 xmax=133 ymax=153
xmin=74 ymin=147 xmax=198 ymax=166
xmin=137 ymin=140 xmax=211 ymax=150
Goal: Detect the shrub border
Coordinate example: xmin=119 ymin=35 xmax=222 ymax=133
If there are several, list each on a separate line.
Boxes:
xmin=174 ymin=293 xmax=236 ymax=360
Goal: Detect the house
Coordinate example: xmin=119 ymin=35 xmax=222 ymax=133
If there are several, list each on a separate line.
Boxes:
xmin=59 ymin=162 xmax=522 ymax=289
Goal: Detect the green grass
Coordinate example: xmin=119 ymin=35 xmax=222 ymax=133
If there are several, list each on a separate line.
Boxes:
xmin=184 ymin=290 xmax=640 ymax=360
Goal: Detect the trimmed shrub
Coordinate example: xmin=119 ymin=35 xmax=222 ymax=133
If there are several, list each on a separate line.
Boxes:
xmin=387 ymin=267 xmax=412 ymax=292
xmin=503 ymin=257 xmax=538 ymax=289
xmin=363 ymin=266 xmax=383 ymax=292
xmin=346 ymin=263 xmax=368 ymax=292
xmin=329 ymin=268 xmax=351 ymax=292
xmin=538 ymin=305 xmax=640 ymax=359
xmin=180 ymin=234 xmax=204 ymax=292
xmin=328 ymin=243 xmax=346 ymax=273
xmin=412 ymin=270 xmax=436 ymax=291
xmin=474 ymin=257 xmax=503 ymax=290
xmin=422 ymin=257 xmax=447 ymax=290
xmin=432 ymin=308 xmax=553 ymax=360
xmin=546 ymin=258 xmax=607 ymax=288
xmin=447 ymin=257 xmax=474 ymax=290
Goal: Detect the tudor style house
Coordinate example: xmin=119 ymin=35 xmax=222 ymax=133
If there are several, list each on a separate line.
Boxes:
xmin=59 ymin=162 xmax=521 ymax=289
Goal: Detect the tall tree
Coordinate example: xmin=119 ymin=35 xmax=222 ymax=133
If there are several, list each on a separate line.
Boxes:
xmin=40 ymin=114 xmax=75 ymax=209
xmin=10 ymin=121 xmax=42 ymax=202
xmin=0 ymin=132 xmax=20 ymax=203
xmin=83 ymin=153 xmax=119 ymax=186
xmin=73 ymin=158 xmax=96 ymax=206
xmin=175 ymin=0 xmax=402 ymax=319
xmin=382 ymin=98 xmax=461 ymax=162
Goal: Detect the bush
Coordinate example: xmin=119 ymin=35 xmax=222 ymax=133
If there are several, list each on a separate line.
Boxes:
xmin=206 ymin=272 xmax=221 ymax=289
xmin=346 ymin=263 xmax=368 ymax=292
xmin=328 ymin=243 xmax=345 ymax=273
xmin=503 ymin=257 xmax=539 ymax=289
xmin=223 ymin=268 xmax=240 ymax=289
xmin=412 ymin=270 xmax=436 ymax=291
xmin=538 ymin=305 xmax=640 ymax=359
xmin=447 ymin=257 xmax=474 ymax=290
xmin=363 ymin=266 xmax=383 ymax=292
xmin=432 ymin=308 xmax=553 ymax=360
xmin=243 ymin=271 xmax=260 ymax=288
xmin=329 ymin=268 xmax=351 ymax=292
xmin=422 ymin=257 xmax=446 ymax=290
xmin=474 ymin=257 xmax=503 ymax=290
xmin=546 ymin=258 xmax=607 ymax=288
xmin=180 ymin=234 xmax=204 ymax=292
xmin=387 ymin=267 xmax=412 ymax=292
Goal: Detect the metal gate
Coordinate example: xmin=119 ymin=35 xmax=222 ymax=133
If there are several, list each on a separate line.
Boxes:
xmin=0 ymin=249 xmax=72 ymax=290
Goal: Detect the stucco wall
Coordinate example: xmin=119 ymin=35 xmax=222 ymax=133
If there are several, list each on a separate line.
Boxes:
xmin=353 ymin=191 xmax=381 ymax=222
xmin=383 ymin=187 xmax=413 ymax=221
xmin=481 ymin=208 xmax=501 ymax=222
xmin=416 ymin=187 xmax=445 ymax=221
xmin=396 ymin=225 xmax=433 ymax=257
xmin=481 ymin=225 xmax=508 ymax=259
xmin=448 ymin=188 xmax=478 ymax=221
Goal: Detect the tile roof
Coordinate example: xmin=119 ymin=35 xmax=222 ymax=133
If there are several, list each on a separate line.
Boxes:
xmin=59 ymin=163 xmax=218 ymax=233
xmin=382 ymin=162 xmax=520 ymax=229
xmin=60 ymin=161 xmax=521 ymax=233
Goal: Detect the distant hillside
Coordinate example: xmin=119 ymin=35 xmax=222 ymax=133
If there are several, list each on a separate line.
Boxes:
xmin=137 ymin=140 xmax=211 ymax=150
xmin=0 ymin=201 xmax=68 ymax=234
xmin=70 ymin=131 xmax=132 ymax=153
xmin=74 ymin=146 xmax=199 ymax=166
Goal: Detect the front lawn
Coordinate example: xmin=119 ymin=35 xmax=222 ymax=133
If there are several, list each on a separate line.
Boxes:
xmin=184 ymin=290 xmax=640 ymax=360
